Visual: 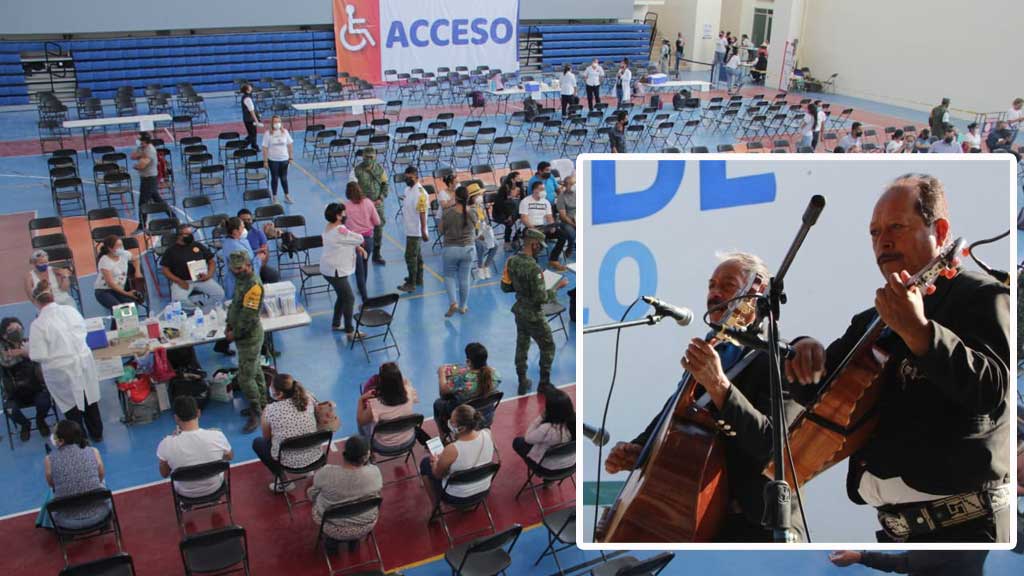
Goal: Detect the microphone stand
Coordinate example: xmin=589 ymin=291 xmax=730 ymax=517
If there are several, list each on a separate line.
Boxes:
xmin=582 ymin=314 xmax=672 ymax=335
xmin=761 ymin=195 xmax=824 ymax=543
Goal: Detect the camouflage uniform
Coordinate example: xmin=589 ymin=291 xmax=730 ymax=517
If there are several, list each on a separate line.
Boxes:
xmin=502 ymin=229 xmax=558 ymax=392
xmin=353 ymin=147 xmax=389 ymax=261
xmin=226 ymin=251 xmax=267 ymax=417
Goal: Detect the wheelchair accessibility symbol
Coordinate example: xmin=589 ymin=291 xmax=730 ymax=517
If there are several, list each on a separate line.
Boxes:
xmin=339 ymin=4 xmax=376 ymax=52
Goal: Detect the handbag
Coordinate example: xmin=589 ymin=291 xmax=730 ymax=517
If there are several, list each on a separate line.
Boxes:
xmin=151 ymin=348 xmax=176 ymax=382
xmin=315 ymin=401 xmax=340 ymax=432
xmin=117 ymin=374 xmax=153 ymax=405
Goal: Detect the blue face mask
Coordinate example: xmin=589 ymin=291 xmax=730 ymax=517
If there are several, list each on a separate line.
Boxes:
xmin=35 ymin=264 xmax=48 ymax=272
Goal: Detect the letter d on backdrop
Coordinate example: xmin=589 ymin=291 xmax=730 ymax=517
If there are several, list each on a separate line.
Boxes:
xmin=334 ymin=0 xmax=383 ymax=84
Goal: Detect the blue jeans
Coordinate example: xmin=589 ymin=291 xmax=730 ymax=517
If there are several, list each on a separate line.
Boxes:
xmin=354 ymin=235 xmax=373 ymax=301
xmin=713 ymin=51 xmax=724 ymax=81
xmin=94 ymin=289 xmax=134 ymax=312
xmin=442 ymin=245 xmax=475 ymax=308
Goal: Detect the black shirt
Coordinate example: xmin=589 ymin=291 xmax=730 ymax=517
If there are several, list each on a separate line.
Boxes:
xmin=859 ymin=550 xmax=988 ymax=576
xmin=161 ymin=241 xmax=214 ymax=281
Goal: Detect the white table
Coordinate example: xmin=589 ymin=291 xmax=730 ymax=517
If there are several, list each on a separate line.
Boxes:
xmin=486 ymin=84 xmax=559 ymax=115
xmin=63 ymin=113 xmax=173 ymax=148
xmin=292 ymin=98 xmax=386 ymax=125
xmin=642 ymin=80 xmax=712 ymax=93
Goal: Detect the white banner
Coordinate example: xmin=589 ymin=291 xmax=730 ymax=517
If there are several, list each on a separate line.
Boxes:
xmin=379 ymin=0 xmax=519 ymax=76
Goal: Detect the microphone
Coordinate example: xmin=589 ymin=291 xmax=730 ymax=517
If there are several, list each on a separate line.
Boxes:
xmin=802 ymin=194 xmax=826 ymax=225
xmin=583 ymin=423 xmax=611 ymax=446
xmin=641 ymin=296 xmax=694 ymax=326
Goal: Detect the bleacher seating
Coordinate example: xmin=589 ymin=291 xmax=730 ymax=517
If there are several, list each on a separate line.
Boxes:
xmin=0 ymin=42 xmax=39 ymax=106
xmin=528 ymin=24 xmax=651 ymax=69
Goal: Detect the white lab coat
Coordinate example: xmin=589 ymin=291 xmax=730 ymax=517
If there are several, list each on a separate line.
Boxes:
xmin=28 ymin=303 xmax=101 ymax=414
xmin=618 ymin=68 xmax=632 ymax=101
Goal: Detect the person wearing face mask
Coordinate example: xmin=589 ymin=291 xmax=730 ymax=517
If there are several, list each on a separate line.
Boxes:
xmin=0 ymin=317 xmax=52 ymax=442
xmin=240 ymin=83 xmax=262 ymax=151
xmin=343 ymin=182 xmax=381 ymax=302
xmin=469 ymin=186 xmax=497 ymax=280
xmin=236 ymin=209 xmax=279 ymax=284
xmin=25 ymin=250 xmax=75 ymax=309
xmin=962 ymin=123 xmax=982 ymax=153
xmin=29 ymin=282 xmax=103 ymax=442
xmin=220 ymin=218 xmax=262 ymax=299
xmin=502 ymin=228 xmax=570 ymax=394
xmin=129 ymin=131 xmax=161 ymax=229
xmin=559 ymin=64 xmax=577 ymax=117
xmin=321 ymin=203 xmax=368 ymax=339
xmin=419 ymin=405 xmax=495 ymax=505
xmin=929 ymin=125 xmax=963 ymax=153
xmin=527 ymin=161 xmax=561 ymax=206
xmin=261 ymin=115 xmax=294 ymax=204
xmin=551 ymin=175 xmax=576 ymax=263
xmin=350 ymin=147 xmax=389 ymax=265
xmin=493 ymin=172 xmax=523 ymax=250
xmin=583 ymin=58 xmax=605 ymax=110
xmin=225 ymin=251 xmax=267 ymax=434
xmin=615 ymin=58 xmax=632 ymax=108
xmin=433 ymin=343 xmax=502 ymax=441
xmin=160 ymin=223 xmax=225 ymax=312
xmin=838 ymin=121 xmax=864 ymax=153
xmin=398 ymin=167 xmax=429 ymax=293
xmin=307 ymin=435 xmax=382 ymax=553
xmin=93 ymin=235 xmax=143 ymax=316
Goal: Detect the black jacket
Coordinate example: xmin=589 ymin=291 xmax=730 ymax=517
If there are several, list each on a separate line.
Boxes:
xmin=632 ymin=349 xmax=810 ymax=541
xmin=817 ymin=271 xmax=1011 ymax=503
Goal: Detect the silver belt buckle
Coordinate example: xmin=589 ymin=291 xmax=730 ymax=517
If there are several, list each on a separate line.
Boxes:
xmin=879 ymin=511 xmax=911 ymax=542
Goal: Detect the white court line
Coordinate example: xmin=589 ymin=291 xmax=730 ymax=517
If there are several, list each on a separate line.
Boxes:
xmin=0 ymin=382 xmax=576 ymax=523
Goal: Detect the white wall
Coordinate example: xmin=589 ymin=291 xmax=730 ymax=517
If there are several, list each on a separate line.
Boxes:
xmin=0 ymin=0 xmax=633 ymax=35
xmin=643 ymin=0 xmax=720 ymax=67
xmin=720 ymin=0 xmax=744 ymax=38
xmin=799 ymin=0 xmax=1023 ymax=117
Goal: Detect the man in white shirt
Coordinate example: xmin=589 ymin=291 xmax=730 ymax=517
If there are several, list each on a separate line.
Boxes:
xmin=157 ymin=396 xmax=233 ymax=499
xmin=519 ymin=181 xmax=554 ymax=230
xmin=659 ymin=40 xmax=670 ymax=74
xmin=28 ymin=283 xmax=103 ymax=441
xmin=398 ymin=166 xmax=430 ymax=293
xmin=1006 ymin=97 xmax=1023 ymax=144
xmin=713 ymin=32 xmax=727 ymax=83
xmin=583 ymin=58 xmax=605 ymax=110
xmin=838 ymin=122 xmax=864 ymax=152
xmin=559 ymin=65 xmax=577 ymax=118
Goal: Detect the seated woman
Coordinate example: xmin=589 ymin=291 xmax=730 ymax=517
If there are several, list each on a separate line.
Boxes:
xmin=513 ymin=387 xmax=575 ymax=471
xmin=25 ymin=250 xmax=76 ymax=309
xmin=44 ymin=420 xmax=110 ymax=529
xmin=356 ymin=362 xmax=418 ymax=451
xmin=221 ymin=217 xmax=262 ymax=299
xmin=1 ymin=317 xmax=52 ymax=441
xmin=493 ymin=172 xmax=523 ymax=248
xmin=308 ymin=435 xmax=383 ymax=553
xmin=252 ymin=373 xmax=320 ymax=492
xmin=93 ymin=235 xmax=143 ymax=316
xmin=434 ymin=342 xmax=501 ymax=440
xmin=419 ymin=405 xmax=495 ymax=505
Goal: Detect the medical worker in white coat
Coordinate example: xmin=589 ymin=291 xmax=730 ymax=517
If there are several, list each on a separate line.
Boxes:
xmin=29 ymin=282 xmax=103 ymax=442
xmin=616 ymin=59 xmax=632 ymax=108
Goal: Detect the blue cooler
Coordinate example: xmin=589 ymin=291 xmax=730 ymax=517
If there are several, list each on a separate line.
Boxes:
xmin=524 ymin=82 xmax=540 ymax=93
xmin=649 ymin=73 xmax=668 ymax=85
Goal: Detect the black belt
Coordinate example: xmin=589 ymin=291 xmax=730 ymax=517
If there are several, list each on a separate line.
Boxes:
xmin=876 ymin=484 xmax=1011 ymax=542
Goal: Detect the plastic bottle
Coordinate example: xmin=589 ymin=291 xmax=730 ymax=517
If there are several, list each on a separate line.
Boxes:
xmin=192 ymin=308 xmax=205 ymax=340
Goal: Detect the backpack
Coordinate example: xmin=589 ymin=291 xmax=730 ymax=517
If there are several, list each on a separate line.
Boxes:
xmin=523 ymin=97 xmax=540 ymax=122
xmin=279 ymin=231 xmax=299 ymax=259
xmin=470 ymin=91 xmax=485 ymax=108
xmin=672 ymin=89 xmax=691 ymax=110
xmin=125 ymin=392 xmax=160 ymax=425
xmin=169 ymin=369 xmax=210 ymax=409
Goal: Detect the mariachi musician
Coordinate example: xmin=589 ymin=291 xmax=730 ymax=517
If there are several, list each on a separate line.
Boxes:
xmin=786 ymin=174 xmax=1012 ymax=543
xmin=604 ymin=251 xmax=810 ymax=542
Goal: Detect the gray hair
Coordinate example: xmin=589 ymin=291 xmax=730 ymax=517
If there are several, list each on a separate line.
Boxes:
xmin=715 ymin=251 xmax=769 ymax=284
xmin=30 ymin=249 xmax=48 ymax=264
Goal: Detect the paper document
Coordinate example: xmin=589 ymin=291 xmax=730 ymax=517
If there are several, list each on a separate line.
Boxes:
xmin=187 ymin=260 xmax=208 ymax=281
xmin=566 ymin=263 xmax=576 ymax=273
xmin=543 ymin=270 xmax=563 ymax=290
xmin=95 ymin=357 xmax=126 ymax=381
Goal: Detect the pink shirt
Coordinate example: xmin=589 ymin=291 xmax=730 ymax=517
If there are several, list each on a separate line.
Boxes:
xmin=343 ymin=199 xmax=382 ymax=236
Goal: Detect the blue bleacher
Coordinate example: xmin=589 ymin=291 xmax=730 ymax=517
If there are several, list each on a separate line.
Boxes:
xmin=531 ymin=23 xmax=653 ymax=68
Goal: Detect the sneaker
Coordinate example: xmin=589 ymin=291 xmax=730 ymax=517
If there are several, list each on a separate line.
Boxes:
xmin=284 ymin=195 xmax=294 ymax=204
xmin=397 ymin=282 xmax=415 ymax=293
xmin=459 ymin=306 xmax=469 ymax=315
xmin=484 ymin=267 xmax=493 ymax=280
xmin=445 ymin=304 xmax=459 ymax=318
xmin=372 ymin=256 xmax=386 ymax=265
xmin=346 ymin=331 xmax=365 ymax=342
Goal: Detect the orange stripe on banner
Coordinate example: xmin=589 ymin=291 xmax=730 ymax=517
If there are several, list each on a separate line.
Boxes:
xmin=334 ymin=0 xmax=383 ymax=84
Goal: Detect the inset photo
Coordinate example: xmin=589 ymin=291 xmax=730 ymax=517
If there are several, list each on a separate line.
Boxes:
xmin=575 ymin=155 xmax=1017 ymax=548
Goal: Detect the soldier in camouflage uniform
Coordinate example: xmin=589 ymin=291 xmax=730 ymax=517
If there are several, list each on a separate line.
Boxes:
xmin=225 ymin=251 xmax=267 ymax=433
xmin=353 ymin=146 xmax=389 ymax=264
xmin=502 ymin=228 xmax=569 ymax=394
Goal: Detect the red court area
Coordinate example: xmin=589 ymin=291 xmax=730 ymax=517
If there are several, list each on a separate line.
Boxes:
xmin=0 ymin=386 xmax=576 ymax=575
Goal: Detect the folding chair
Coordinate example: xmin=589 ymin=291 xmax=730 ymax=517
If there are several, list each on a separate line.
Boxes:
xmin=426 ymin=461 xmax=502 ymax=546
xmin=242 ymin=188 xmax=272 ymax=209
xmin=271 ymin=430 xmax=332 ymax=516
xmin=1 ymin=367 xmax=60 ymax=450
xmin=350 ymin=293 xmax=401 ymax=362
xmin=673 ymin=120 xmax=700 ymax=150
xmin=59 ymin=553 xmax=136 ymax=576
xmin=369 ymin=413 xmax=425 ymax=484
xmin=592 ymin=552 xmax=676 ymax=576
xmin=301 ymin=124 xmax=326 ymax=157
xmin=444 ymin=524 xmax=522 ymax=576
xmin=53 ymin=177 xmax=87 ymax=216
xmin=169 ymin=461 xmax=233 ymax=535
xmin=317 ymin=497 xmax=385 ymax=576
xmin=179 ymin=526 xmax=251 ymax=576
xmin=199 ymin=165 xmax=227 ymax=202
xmin=827 ymin=107 xmax=854 ymax=131
xmin=543 ymin=300 xmax=569 ymax=342
xmin=47 ymin=489 xmax=124 ymax=566
xmin=298 ymin=238 xmax=332 ymax=305
xmin=327 ymin=138 xmax=354 ymax=176
xmin=489 ymin=136 xmax=513 ymax=168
